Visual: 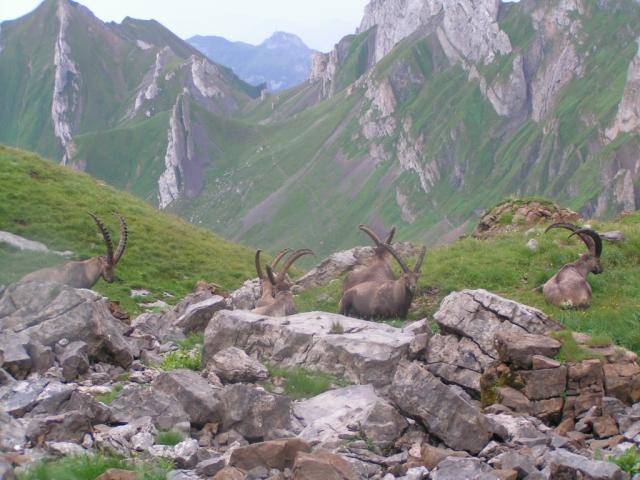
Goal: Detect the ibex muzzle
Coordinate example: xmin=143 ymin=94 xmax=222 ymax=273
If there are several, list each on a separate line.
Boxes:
xmin=542 ymin=223 xmax=603 ymax=309
xmin=20 ymin=213 xmax=128 ymax=289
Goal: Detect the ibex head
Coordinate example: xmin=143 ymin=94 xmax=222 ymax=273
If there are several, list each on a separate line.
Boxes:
xmin=358 ymin=224 xmax=396 ymax=257
xmin=382 ymin=243 xmax=426 ymax=294
xmin=89 ymin=213 xmax=128 ymax=283
xmin=266 ymin=248 xmax=314 ymax=292
xmin=545 ymin=223 xmax=603 ymax=275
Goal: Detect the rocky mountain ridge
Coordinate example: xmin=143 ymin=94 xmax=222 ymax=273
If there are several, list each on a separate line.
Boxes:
xmin=188 ymin=32 xmax=317 ymax=92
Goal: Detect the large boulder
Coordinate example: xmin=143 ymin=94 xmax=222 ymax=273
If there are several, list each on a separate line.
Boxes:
xmin=0 ymin=282 xmax=134 ymax=369
xmin=205 ymin=347 xmax=268 ymax=384
xmin=152 ymin=369 xmax=223 ymax=427
xmin=390 ymin=361 xmax=492 ymax=454
xmin=229 ymin=438 xmax=311 ymax=471
xmin=546 ymin=449 xmax=626 ymax=479
xmin=203 ymin=310 xmax=425 ymax=390
xmin=292 ymin=449 xmax=358 ymax=480
xmin=109 ymin=386 xmax=190 ymax=430
xmin=294 ymin=384 xmax=407 ymax=448
xmin=218 ymin=384 xmax=294 ymax=441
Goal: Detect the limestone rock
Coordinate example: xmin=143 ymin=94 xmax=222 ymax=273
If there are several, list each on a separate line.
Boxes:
xmin=546 ymin=449 xmax=626 ymax=479
xmin=0 ymin=282 xmax=134 ymax=368
xmin=520 ymin=367 xmax=567 ymax=401
xmin=206 ymin=347 xmax=268 ymax=384
xmin=60 ymin=341 xmax=90 ymax=381
xmin=390 ymin=361 xmax=492 ymax=454
xmin=218 ymin=384 xmax=293 ymax=441
xmin=228 ymin=279 xmax=261 ymax=311
xmin=109 ymin=386 xmax=189 ymax=430
xmin=229 ymin=438 xmax=310 ymax=471
xmin=292 ymin=449 xmax=357 ymax=480
xmin=152 ymin=369 xmax=222 ymax=427
xmin=294 ymin=384 xmax=406 ymax=448
xmin=203 ymin=310 xmax=422 ymax=390
xmin=431 ymin=457 xmax=499 ymax=480
xmin=494 ymin=331 xmax=562 ymax=369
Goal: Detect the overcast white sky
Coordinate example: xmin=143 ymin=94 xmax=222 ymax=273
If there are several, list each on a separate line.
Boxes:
xmin=0 ymin=0 xmax=371 ymax=51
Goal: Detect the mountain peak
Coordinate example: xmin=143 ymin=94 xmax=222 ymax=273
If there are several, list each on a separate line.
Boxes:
xmin=261 ymin=31 xmax=307 ymax=50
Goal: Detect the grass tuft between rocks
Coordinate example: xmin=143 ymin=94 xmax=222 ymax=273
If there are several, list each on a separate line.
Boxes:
xmin=549 ymin=331 xmax=604 ymax=363
xmin=94 ymin=384 xmax=123 ymax=405
xmin=608 ymin=447 xmax=640 ymax=474
xmin=155 ymin=429 xmax=184 ymax=446
xmin=264 ymin=364 xmax=351 ymax=400
xmin=16 ymin=453 xmax=172 ymax=480
xmin=159 ymin=333 xmax=205 ymax=371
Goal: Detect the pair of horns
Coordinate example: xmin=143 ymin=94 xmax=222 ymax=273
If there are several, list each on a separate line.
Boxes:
xmin=545 ymin=223 xmax=602 ymax=258
xmin=258 ymin=249 xmax=314 ymax=286
xmin=384 ymin=243 xmax=426 ymax=274
xmin=89 ymin=213 xmax=128 ymax=265
xmin=255 ymin=248 xmax=291 ymax=280
xmin=359 ymin=224 xmax=396 ymax=247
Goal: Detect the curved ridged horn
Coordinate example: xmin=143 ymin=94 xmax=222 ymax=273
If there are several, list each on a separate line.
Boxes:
xmin=265 ymin=264 xmax=277 ymax=286
xmin=88 ymin=213 xmax=114 ymax=265
xmin=278 ymin=249 xmax=314 ymax=283
xmin=358 ymin=224 xmax=383 ymax=247
xmin=381 ymin=243 xmax=410 ymax=274
xmin=569 ymin=229 xmax=602 ymax=258
xmin=270 ymin=248 xmax=291 ymax=270
xmin=413 ymin=246 xmax=427 ymax=273
xmin=545 ymin=222 xmax=594 ymax=251
xmin=255 ymin=250 xmax=265 ymax=280
xmin=113 ymin=214 xmax=128 ymax=264
xmin=384 ymin=226 xmax=396 ymax=244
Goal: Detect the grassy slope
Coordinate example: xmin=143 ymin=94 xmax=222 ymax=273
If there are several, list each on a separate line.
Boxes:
xmin=297 ymin=209 xmax=640 ymax=355
xmin=0 ymin=145 xmax=256 ymax=312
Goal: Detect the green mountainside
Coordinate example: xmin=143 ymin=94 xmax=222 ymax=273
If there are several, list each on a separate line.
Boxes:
xmin=0 ymin=145 xmax=255 ymax=312
xmin=0 ymin=0 xmax=639 ymax=260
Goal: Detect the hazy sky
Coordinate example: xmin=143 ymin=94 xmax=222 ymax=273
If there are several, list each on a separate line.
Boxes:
xmin=0 ymin=0 xmax=371 ymax=51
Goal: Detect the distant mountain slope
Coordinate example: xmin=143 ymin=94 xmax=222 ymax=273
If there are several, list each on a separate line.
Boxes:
xmin=188 ymin=32 xmax=317 ymax=92
xmin=0 ymin=144 xmax=256 ymax=312
xmin=0 ymin=0 xmax=260 ymax=208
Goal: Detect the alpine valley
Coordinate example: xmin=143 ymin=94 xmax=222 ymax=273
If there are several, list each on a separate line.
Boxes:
xmin=1 ymin=0 xmax=640 ymax=259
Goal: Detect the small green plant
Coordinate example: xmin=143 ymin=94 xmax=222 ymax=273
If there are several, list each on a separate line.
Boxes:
xmin=498 ymin=212 xmax=514 ymax=225
xmin=116 ymin=372 xmax=131 ymax=382
xmin=160 ymin=349 xmax=202 ymax=371
xmin=550 ymin=331 xmax=604 ymax=363
xmin=265 ymin=364 xmax=350 ymax=400
xmin=95 ymin=384 xmax=123 ymax=405
xmin=155 ymin=430 xmax=184 ymax=446
xmin=160 ymin=333 xmax=204 ymax=371
xmin=379 ymin=318 xmax=405 ymax=328
xmin=330 ymin=320 xmax=344 ymax=334
xmin=585 ymin=332 xmax=613 ymax=348
xmin=608 ymin=447 xmax=640 ymax=474
xmin=16 ymin=453 xmax=171 ymax=480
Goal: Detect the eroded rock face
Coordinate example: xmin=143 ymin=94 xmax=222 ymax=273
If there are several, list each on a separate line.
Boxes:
xmin=0 ymin=282 xmax=134 ymax=371
xmin=205 ymin=347 xmax=268 ymax=384
xmin=390 ymin=360 xmax=493 ymax=454
xmin=294 ymin=385 xmax=407 ymax=448
xmin=608 ymin=39 xmax=640 ymax=140
xmin=202 ymin=310 xmax=425 ymax=389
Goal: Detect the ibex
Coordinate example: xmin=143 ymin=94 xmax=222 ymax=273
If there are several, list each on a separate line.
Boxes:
xmin=542 ymin=223 xmax=603 ymax=309
xmin=339 ymin=244 xmax=426 ymax=320
xmin=343 ymin=224 xmax=397 ymax=293
xmin=252 ymin=249 xmax=313 ymax=317
xmin=255 ymin=248 xmax=291 ymax=308
xmin=20 ymin=213 xmax=128 ymax=289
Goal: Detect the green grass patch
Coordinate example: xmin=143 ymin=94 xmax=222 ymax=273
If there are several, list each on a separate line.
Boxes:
xmin=265 ymin=365 xmax=350 ymax=400
xmin=17 ymin=453 xmax=171 ymax=480
xmin=498 ymin=212 xmax=514 ymax=225
xmin=155 ymin=430 xmax=184 ymax=446
xmin=550 ymin=331 xmax=604 ymax=363
xmin=0 ymin=146 xmax=256 ymax=314
xmin=159 ymin=334 xmax=204 ymax=371
xmin=95 ymin=384 xmax=123 ymax=405
xmin=608 ymin=447 xmax=640 ymax=475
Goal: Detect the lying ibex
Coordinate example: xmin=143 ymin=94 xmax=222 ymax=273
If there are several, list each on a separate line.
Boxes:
xmin=542 ymin=223 xmax=603 ymax=309
xmin=339 ymin=244 xmax=426 ymax=319
xmin=20 ymin=213 xmax=128 ymax=289
xmin=252 ymin=249 xmax=313 ymax=317
xmin=255 ymin=248 xmax=291 ymax=308
xmin=343 ymin=224 xmax=397 ymax=293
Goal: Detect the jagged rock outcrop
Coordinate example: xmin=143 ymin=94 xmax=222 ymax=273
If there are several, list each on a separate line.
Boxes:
xmin=51 ymin=0 xmax=81 ymax=164
xmin=608 ymin=39 xmax=640 ymax=140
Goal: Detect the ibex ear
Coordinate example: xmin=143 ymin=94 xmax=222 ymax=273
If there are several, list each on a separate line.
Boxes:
xmin=384 ymin=226 xmax=396 ymax=244
xmin=413 ymin=247 xmax=426 ymax=273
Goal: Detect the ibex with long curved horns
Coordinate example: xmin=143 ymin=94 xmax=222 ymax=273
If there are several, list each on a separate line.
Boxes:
xmin=252 ymin=249 xmax=314 ymax=317
xmin=542 ymin=223 xmax=603 ymax=309
xmin=339 ymin=244 xmax=426 ymax=319
xmin=343 ymin=225 xmax=397 ymax=294
xmin=20 ymin=213 xmax=128 ymax=289
xmin=255 ymin=248 xmax=291 ymax=308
